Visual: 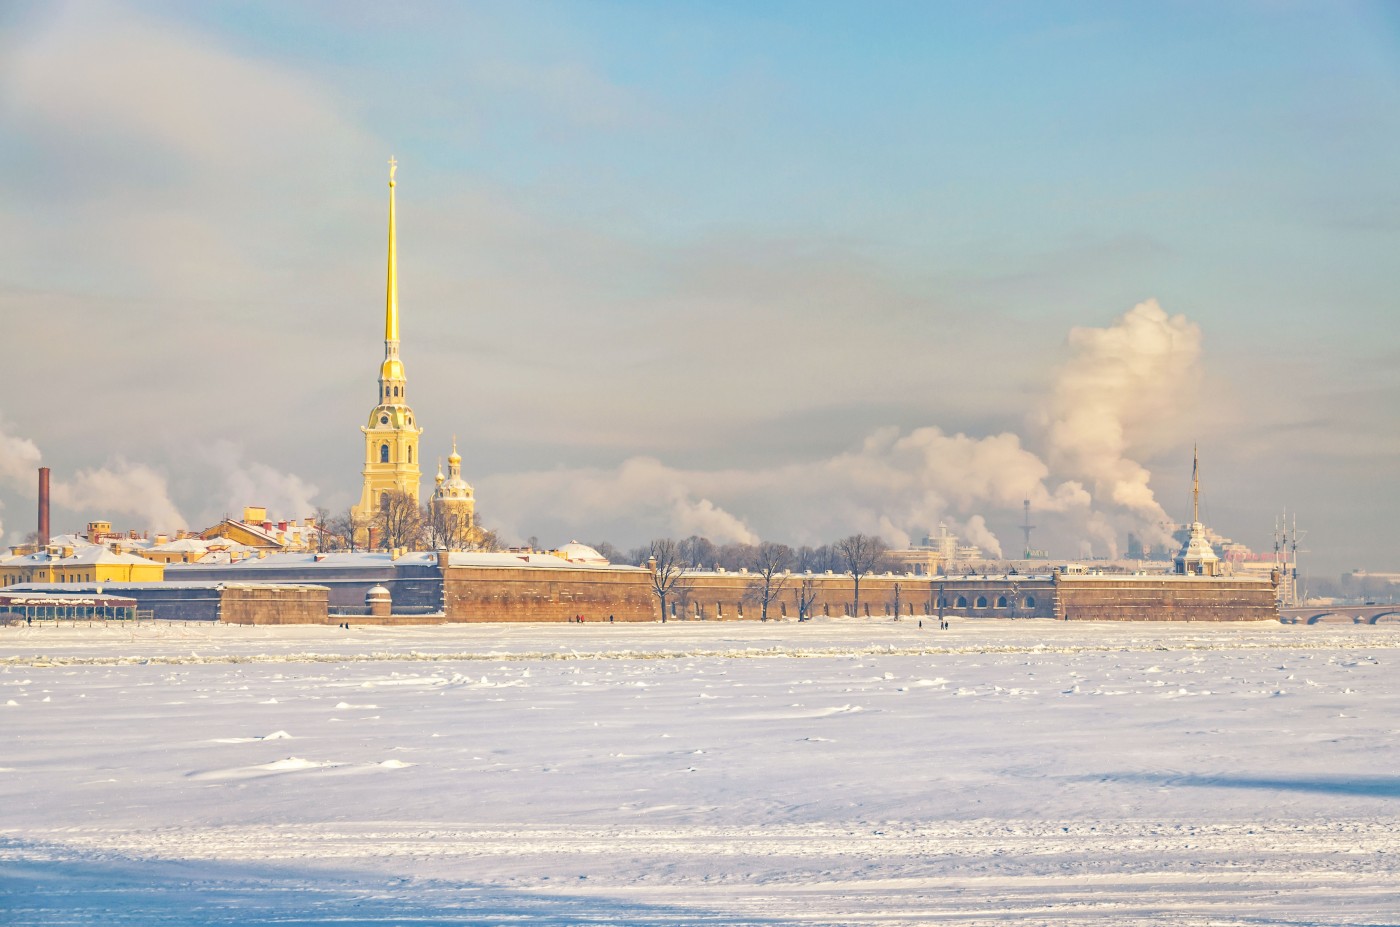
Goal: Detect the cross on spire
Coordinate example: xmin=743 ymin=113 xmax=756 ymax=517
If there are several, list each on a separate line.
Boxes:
xmin=388 ymin=156 xmax=398 ymax=183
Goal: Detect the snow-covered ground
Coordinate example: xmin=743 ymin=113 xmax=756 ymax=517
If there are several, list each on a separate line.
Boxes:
xmin=4 ymin=618 xmax=1399 ymax=926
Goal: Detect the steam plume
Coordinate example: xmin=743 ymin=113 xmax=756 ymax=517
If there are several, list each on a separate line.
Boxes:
xmin=1039 ymin=299 xmax=1202 ymax=544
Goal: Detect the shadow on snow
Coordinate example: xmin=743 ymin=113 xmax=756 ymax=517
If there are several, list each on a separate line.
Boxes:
xmin=1088 ymin=772 xmax=1400 ymax=799
xmin=0 ymin=837 xmax=788 ymax=927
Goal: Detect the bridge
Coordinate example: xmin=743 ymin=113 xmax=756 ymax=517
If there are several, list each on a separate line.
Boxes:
xmin=1279 ymin=603 xmax=1400 ymax=625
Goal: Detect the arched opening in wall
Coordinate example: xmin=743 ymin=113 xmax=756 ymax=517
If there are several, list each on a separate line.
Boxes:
xmin=736 ymin=602 xmax=743 ymax=619
xmin=996 ymin=595 xmax=1008 ymax=608
xmin=380 ymin=492 xmax=390 ymax=510
xmin=975 ymin=596 xmax=988 ymax=609
xmin=908 ymin=603 xmax=915 ymax=616
xmin=956 ymin=596 xmax=968 ymax=608
xmin=408 ymin=447 xmax=413 ymax=463
xmin=885 ymin=604 xmax=891 ymax=616
xmin=716 ymin=602 xmax=724 ymax=619
xmin=1024 ymin=596 xmax=1036 ymax=609
xmin=780 ymin=602 xmax=788 ymax=618
xmin=380 ymin=444 xmax=390 ymax=463
xmin=864 ymin=603 xmax=871 ymax=617
xmin=823 ymin=603 xmax=830 ymax=617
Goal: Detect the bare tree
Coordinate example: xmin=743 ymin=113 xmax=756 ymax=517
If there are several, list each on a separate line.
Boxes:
xmin=743 ymin=542 xmax=792 ymax=621
xmin=310 ymin=506 xmax=337 ymax=552
xmin=647 ymin=538 xmax=688 ymax=622
xmin=796 ymin=576 xmax=821 ymax=622
xmin=836 ymin=533 xmax=889 ymax=619
xmin=377 ymin=490 xmax=424 ymax=551
xmin=589 ymin=541 xmax=625 ymax=564
xmin=796 ymin=544 xmax=839 ymax=574
xmin=467 ymin=523 xmax=500 ymax=552
xmin=678 ymin=535 xmax=716 ymax=571
xmin=425 ymin=502 xmax=475 ymax=551
xmin=716 ymin=542 xmax=757 ymax=573
xmin=326 ymin=507 xmax=370 ymax=552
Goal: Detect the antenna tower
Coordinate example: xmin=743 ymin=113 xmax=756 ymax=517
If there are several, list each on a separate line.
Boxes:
xmin=1021 ymin=499 xmax=1035 ymax=560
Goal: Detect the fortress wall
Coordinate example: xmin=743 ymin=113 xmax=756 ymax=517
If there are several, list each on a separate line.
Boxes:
xmin=218 ymin=584 xmax=331 ymax=625
xmin=441 ymin=565 xmax=657 ymax=622
xmin=1054 ymin=576 xmax=1278 ymax=622
xmin=440 ymin=567 xmax=1073 ymax=622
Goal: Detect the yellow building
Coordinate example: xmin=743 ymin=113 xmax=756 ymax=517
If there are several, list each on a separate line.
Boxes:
xmin=430 ymin=439 xmax=477 ymax=549
xmin=1 ymin=543 xmax=165 ymax=586
xmin=198 ymin=506 xmax=322 ymax=555
xmin=353 ymin=158 xmax=423 ymax=527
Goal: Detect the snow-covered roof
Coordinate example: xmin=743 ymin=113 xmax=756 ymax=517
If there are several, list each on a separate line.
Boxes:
xmin=146 ymin=537 xmax=214 ymax=553
xmin=166 ymin=551 xmax=439 ymax=572
xmin=444 ymin=551 xmax=641 ymax=571
xmin=554 ymin=541 xmax=609 ymax=564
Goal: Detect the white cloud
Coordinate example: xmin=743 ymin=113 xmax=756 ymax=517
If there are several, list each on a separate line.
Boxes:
xmin=195 ymin=441 xmax=321 ymax=526
xmin=1037 ymin=299 xmax=1202 ymax=544
xmin=479 ymin=301 xmax=1205 ymax=555
xmin=50 ymin=458 xmax=187 ymax=532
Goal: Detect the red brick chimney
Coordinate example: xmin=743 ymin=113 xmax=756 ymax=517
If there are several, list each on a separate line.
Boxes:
xmin=37 ymin=467 xmax=50 ymax=546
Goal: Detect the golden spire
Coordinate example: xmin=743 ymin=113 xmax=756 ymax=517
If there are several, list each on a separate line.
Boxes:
xmin=385 ymin=156 xmax=399 ymax=344
xmin=449 ymin=435 xmax=461 ymax=465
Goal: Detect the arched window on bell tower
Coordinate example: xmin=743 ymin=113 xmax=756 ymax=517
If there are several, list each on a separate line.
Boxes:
xmin=380 ymin=444 xmax=390 ymax=463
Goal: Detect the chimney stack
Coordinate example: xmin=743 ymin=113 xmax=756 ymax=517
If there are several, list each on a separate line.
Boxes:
xmin=38 ymin=467 xmax=51 ymax=547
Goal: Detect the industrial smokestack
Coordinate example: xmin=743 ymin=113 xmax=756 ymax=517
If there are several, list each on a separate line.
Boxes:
xmin=38 ymin=467 xmax=51 ymax=547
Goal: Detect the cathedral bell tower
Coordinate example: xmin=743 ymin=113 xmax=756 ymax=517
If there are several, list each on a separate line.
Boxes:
xmin=353 ymin=158 xmax=423 ymax=526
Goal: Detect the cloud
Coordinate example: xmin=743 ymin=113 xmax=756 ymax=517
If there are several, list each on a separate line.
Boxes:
xmin=481 ymin=424 xmax=1090 ymax=550
xmin=2 ymin=2 xmax=368 ymax=173
xmin=194 ymin=441 xmax=321 ymax=526
xmin=0 ymin=415 xmax=44 ymax=538
xmin=1037 ymin=299 xmax=1202 ymax=544
xmin=479 ymin=301 xmax=1203 ymax=556
xmin=50 ymin=458 xmax=187 ymax=532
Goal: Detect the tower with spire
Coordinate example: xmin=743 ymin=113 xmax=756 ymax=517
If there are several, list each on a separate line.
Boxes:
xmin=353 ymin=158 xmax=423 ymax=530
xmin=1174 ymin=445 xmax=1222 ymax=576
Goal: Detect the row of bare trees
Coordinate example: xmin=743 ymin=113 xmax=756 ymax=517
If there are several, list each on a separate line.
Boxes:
xmin=639 ymin=534 xmax=890 ymax=622
xmin=314 ymin=491 xmax=499 ymax=553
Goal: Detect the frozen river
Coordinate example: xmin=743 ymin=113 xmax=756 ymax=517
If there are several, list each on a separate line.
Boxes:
xmin=3 ymin=618 xmax=1399 ymax=925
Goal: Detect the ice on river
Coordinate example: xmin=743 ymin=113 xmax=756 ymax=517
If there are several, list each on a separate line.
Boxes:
xmin=3 ymin=617 xmax=1399 ymax=925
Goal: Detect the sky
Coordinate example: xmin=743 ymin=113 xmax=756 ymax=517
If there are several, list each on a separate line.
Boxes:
xmin=0 ymin=0 xmax=1397 ymax=576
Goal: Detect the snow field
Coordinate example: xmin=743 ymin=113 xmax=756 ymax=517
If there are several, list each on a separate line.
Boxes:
xmin=3 ymin=618 xmax=1400 ymax=925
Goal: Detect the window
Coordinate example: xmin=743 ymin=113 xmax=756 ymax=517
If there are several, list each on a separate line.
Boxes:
xmin=996 ymin=595 xmax=1008 ymax=608
xmin=956 ymin=596 xmax=968 ymax=608
xmin=380 ymin=444 xmax=390 ymax=463
xmin=975 ymin=596 xmax=988 ymax=609
xmin=1024 ymin=596 xmax=1036 ymax=609
xmin=408 ymin=447 xmax=413 ymax=463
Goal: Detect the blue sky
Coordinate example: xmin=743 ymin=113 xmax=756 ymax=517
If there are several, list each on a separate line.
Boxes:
xmin=1 ymin=1 xmax=1397 ymax=576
